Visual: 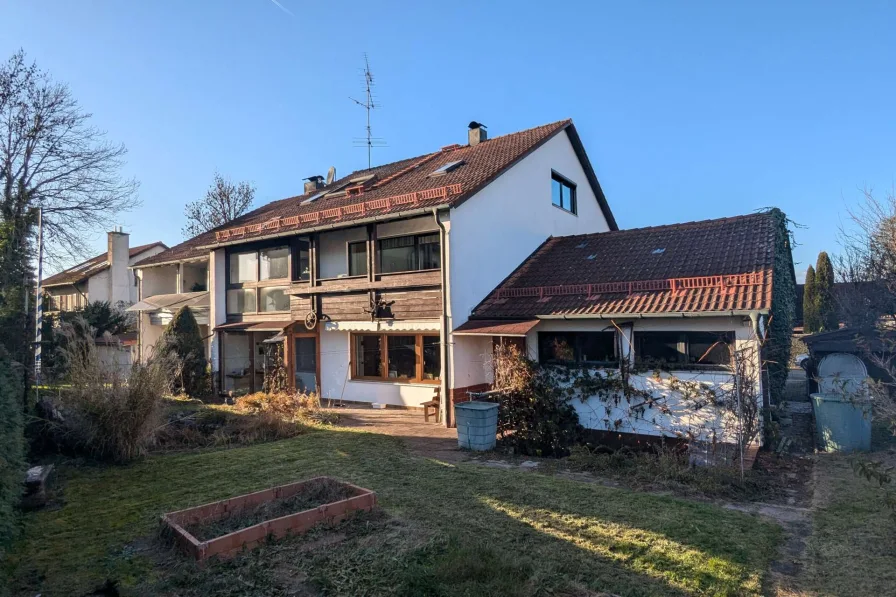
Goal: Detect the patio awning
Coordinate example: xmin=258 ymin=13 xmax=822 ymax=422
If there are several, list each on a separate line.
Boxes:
xmin=127 ymin=291 xmax=209 ymax=312
xmin=453 ymin=319 xmax=539 ymax=337
xmin=323 ymin=320 xmax=440 ymax=332
xmin=215 ymin=321 xmax=291 ymax=332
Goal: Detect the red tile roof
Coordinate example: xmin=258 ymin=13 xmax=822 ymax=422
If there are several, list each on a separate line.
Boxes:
xmin=470 ymin=213 xmax=778 ymax=319
xmin=42 ymin=242 xmax=167 ymax=287
xmin=137 ymin=119 xmax=616 ymax=267
xmin=453 ymin=319 xmax=540 ymax=336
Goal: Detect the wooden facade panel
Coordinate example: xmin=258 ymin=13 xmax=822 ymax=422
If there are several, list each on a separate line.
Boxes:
xmin=289 ymin=269 xmax=441 ymax=295
xmin=320 ymin=293 xmax=371 ymax=322
xmin=381 ymin=290 xmax=442 ymax=320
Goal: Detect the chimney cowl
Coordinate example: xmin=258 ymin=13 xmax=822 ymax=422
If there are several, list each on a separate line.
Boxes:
xmin=303 ymin=175 xmax=325 ymax=195
xmin=468 ymin=121 xmax=487 ymax=146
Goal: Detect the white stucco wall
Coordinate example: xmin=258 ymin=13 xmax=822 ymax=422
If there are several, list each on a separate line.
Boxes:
xmin=520 ymin=316 xmax=763 ymax=443
xmin=86 ymin=270 xmax=110 ymax=303
xmin=319 ymin=329 xmax=440 ymax=407
xmin=318 ymin=226 xmax=367 ymax=279
xmin=139 ymin=265 xmax=178 ymax=298
xmin=447 ymin=130 xmax=612 ymax=329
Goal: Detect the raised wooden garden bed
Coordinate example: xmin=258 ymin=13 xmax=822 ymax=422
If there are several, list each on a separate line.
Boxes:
xmin=161 ymin=477 xmax=376 ymax=561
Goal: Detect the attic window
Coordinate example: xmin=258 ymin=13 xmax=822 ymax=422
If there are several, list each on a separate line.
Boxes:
xmin=652 ymin=248 xmax=666 ymax=255
xmin=429 ymin=160 xmax=465 ymax=177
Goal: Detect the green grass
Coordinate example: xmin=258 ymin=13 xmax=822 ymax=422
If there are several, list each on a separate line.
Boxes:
xmin=5 ymin=426 xmax=781 ymax=597
xmin=793 ymin=452 xmax=896 ymax=597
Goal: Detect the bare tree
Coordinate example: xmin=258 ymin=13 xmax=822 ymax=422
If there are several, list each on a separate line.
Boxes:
xmin=182 ymin=172 xmax=254 ymax=238
xmin=0 ymin=50 xmax=139 ymax=265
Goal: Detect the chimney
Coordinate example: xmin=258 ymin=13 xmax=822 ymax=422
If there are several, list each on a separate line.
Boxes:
xmin=468 ymin=121 xmax=488 ymax=146
xmin=107 ymin=229 xmax=130 ymax=305
xmin=303 ymin=175 xmax=325 ymax=195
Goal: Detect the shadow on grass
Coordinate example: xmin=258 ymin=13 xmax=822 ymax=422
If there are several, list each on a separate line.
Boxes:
xmin=7 ymin=425 xmax=780 ymax=597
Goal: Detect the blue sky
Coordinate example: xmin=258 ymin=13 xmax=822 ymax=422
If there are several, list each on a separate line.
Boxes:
xmin=3 ymin=1 xmax=895 ymax=281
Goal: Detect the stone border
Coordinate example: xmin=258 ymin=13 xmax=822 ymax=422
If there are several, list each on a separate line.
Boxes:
xmin=161 ymin=477 xmax=376 ymax=561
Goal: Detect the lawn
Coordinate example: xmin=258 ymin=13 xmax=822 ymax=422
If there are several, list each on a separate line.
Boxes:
xmin=6 ymin=426 xmax=781 ymax=597
xmin=788 ymin=449 xmax=896 ymax=596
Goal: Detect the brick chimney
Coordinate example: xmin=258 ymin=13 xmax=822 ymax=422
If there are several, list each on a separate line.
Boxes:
xmin=107 ymin=228 xmax=130 ymax=305
xmin=468 ymin=121 xmax=488 ymax=146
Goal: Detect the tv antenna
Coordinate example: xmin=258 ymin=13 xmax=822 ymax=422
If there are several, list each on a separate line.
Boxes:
xmin=350 ymin=53 xmax=385 ymax=169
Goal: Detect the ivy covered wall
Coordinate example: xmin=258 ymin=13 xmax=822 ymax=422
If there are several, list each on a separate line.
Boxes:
xmin=764 ymin=208 xmax=797 ymax=405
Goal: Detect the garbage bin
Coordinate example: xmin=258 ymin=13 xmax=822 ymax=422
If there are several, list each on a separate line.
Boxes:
xmin=811 ymin=353 xmax=873 ymax=452
xmin=454 ymin=401 xmax=499 ymax=451
xmin=811 ymin=392 xmax=872 ymax=452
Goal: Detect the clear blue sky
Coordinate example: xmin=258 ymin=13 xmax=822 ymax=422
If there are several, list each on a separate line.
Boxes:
xmin=3 ymin=1 xmax=895 ymax=281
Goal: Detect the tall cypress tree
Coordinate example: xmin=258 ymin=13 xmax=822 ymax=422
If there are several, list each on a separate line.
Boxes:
xmin=815 ymin=252 xmax=838 ymax=332
xmin=156 ymin=306 xmax=208 ymax=397
xmin=803 ymin=265 xmax=818 ymax=333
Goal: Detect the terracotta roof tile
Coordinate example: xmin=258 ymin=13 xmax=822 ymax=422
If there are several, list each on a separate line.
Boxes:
xmin=471 ymin=213 xmax=777 ymax=318
xmin=138 ymin=120 xmax=596 ymax=267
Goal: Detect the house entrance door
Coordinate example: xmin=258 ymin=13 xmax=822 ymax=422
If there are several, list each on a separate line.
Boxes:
xmin=294 ymin=336 xmax=318 ymax=394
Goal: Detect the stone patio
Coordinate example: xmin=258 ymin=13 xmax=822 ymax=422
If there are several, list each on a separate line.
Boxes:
xmin=328 ymin=406 xmax=465 ymax=462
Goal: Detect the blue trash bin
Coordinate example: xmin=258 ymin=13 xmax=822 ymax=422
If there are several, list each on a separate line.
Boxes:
xmin=454 ymin=401 xmax=499 ymax=451
xmin=811 ymin=392 xmax=872 ymax=452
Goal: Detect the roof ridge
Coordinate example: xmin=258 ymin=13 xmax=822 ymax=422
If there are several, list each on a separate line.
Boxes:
xmin=553 ymin=212 xmax=770 ymax=242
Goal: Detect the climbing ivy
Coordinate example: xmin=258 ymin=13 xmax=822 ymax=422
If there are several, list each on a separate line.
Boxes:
xmin=763 ymin=208 xmax=796 ymax=407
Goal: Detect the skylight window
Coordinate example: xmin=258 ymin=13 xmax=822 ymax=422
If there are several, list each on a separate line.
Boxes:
xmin=429 ymin=160 xmax=465 ymax=177
xmin=652 ymin=248 xmax=666 ymax=255
xmin=302 ymin=191 xmax=327 ymax=205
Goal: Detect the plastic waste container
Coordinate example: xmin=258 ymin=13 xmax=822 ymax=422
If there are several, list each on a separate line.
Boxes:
xmin=454 ymin=401 xmax=499 ymax=451
xmin=811 ymin=392 xmax=872 ymax=452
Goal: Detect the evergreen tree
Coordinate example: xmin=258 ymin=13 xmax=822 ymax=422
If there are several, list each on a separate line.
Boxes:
xmin=815 ymin=252 xmax=838 ymax=331
xmin=803 ymin=265 xmax=818 ymax=333
xmin=156 ymin=307 xmax=208 ymax=397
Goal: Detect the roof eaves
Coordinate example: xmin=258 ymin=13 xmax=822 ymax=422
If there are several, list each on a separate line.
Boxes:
xmin=564 ymin=123 xmax=618 ymax=231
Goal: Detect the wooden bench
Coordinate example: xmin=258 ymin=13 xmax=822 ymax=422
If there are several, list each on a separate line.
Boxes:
xmin=423 ymin=387 xmax=441 ymax=423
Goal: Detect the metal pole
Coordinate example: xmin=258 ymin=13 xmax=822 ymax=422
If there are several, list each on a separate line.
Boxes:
xmin=34 ymin=207 xmax=43 ymax=388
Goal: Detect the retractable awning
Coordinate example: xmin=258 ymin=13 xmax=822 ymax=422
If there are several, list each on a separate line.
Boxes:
xmin=214 ymin=321 xmax=291 ymax=332
xmin=452 ymin=319 xmax=539 ymax=337
xmin=323 ymin=320 xmax=440 ymax=332
xmin=126 ymin=291 xmax=209 ymax=312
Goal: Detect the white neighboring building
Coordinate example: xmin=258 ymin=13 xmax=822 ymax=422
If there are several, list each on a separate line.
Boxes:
xmin=42 ymin=231 xmax=167 ymax=313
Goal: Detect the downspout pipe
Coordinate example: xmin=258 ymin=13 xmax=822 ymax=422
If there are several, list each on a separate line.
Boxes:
xmin=433 ymin=208 xmax=451 ymax=427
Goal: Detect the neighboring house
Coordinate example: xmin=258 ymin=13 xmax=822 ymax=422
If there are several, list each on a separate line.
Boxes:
xmin=132 ymin=120 xmax=616 ymax=421
xmin=459 ymin=214 xmax=790 ymax=445
xmin=42 ymin=231 xmax=168 ymax=313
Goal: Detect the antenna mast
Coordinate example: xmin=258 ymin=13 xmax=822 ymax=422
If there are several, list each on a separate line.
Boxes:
xmin=350 ymin=54 xmax=384 ymax=168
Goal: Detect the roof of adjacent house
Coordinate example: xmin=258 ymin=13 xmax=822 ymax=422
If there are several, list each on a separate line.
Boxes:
xmin=136 ymin=119 xmax=616 ymax=268
xmin=42 ymin=242 xmax=168 ymax=288
xmin=466 ymin=213 xmax=778 ymax=321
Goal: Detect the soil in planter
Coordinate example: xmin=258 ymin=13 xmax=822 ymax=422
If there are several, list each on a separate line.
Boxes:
xmin=184 ymin=479 xmax=362 ymax=541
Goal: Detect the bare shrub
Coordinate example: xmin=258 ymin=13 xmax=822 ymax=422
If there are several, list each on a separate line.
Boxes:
xmin=48 ymin=317 xmax=165 ymax=461
xmin=233 ymin=391 xmax=336 ymax=424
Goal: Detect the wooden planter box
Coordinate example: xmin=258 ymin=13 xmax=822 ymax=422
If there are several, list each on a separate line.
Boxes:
xmin=161 ymin=477 xmax=376 ymax=561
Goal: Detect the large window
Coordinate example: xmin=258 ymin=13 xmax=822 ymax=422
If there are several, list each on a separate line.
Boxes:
xmin=348 ymin=241 xmax=368 ymax=276
xmin=227 ymin=245 xmax=291 ymax=314
xmin=260 ymin=247 xmax=289 ymax=280
xmin=636 ymin=331 xmax=733 ymax=369
xmin=295 ymin=239 xmax=310 ymax=281
xmin=351 ymin=333 xmax=440 ymax=383
xmin=551 ymin=171 xmax=577 ymax=214
xmin=259 ymin=287 xmax=290 ymax=312
xmin=378 ymin=233 xmax=441 ymax=274
xmin=538 ymin=331 xmax=616 ymax=366
xmin=226 ymin=288 xmax=257 ymax=314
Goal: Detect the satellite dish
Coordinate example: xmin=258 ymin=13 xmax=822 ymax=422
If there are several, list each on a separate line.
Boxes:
xmin=326 ymin=167 xmax=336 ymax=185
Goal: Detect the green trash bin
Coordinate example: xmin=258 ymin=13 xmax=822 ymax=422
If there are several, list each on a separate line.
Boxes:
xmin=455 ymin=401 xmax=499 ymax=451
xmin=811 ymin=392 xmax=872 ymax=452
